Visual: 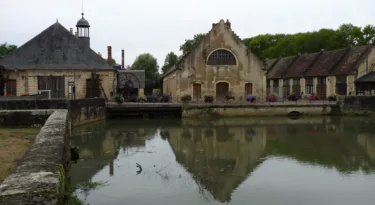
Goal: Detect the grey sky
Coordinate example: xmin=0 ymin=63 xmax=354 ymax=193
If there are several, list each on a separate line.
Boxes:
xmin=1 ymin=0 xmax=374 ymax=71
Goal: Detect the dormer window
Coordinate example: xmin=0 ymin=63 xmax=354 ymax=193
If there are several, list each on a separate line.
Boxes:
xmin=207 ymin=49 xmax=236 ymax=65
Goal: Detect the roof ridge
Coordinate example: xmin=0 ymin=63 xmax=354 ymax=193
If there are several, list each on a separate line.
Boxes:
xmin=328 ymin=47 xmax=351 ymax=75
xmin=302 ymin=51 xmax=325 ymax=76
xmin=351 ymin=45 xmax=373 ymax=74
xmin=265 ymin=58 xmax=281 ymax=75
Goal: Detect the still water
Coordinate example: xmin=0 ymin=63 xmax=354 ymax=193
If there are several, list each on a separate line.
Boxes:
xmin=70 ymin=117 xmax=375 ymax=205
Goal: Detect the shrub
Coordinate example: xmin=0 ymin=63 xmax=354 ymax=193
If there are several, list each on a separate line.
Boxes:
xmin=204 ymin=95 xmax=214 ymax=103
xmin=246 ymin=95 xmax=256 ymax=102
xmin=115 ymin=95 xmax=123 ymax=104
xmin=137 ymin=95 xmax=147 ymax=102
xmin=287 ymin=93 xmax=299 ymax=101
xmin=266 ymin=94 xmax=278 ymax=102
xmin=160 ymin=94 xmax=170 ymax=103
xmin=181 ymin=94 xmax=192 ymax=103
xmin=328 ymin=95 xmax=336 ymax=101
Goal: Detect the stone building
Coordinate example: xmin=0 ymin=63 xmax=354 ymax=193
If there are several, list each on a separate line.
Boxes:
xmin=162 ymin=20 xmax=267 ymax=102
xmin=0 ymin=13 xmax=116 ymax=99
xmin=266 ymin=44 xmax=375 ymax=99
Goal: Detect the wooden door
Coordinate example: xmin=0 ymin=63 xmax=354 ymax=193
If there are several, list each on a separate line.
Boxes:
xmin=193 ymin=83 xmax=201 ymax=99
xmin=6 ymin=79 xmax=16 ymax=96
xmin=317 ymin=77 xmax=327 ymax=99
xmin=216 ymin=82 xmax=229 ymax=102
xmin=245 ymin=83 xmax=253 ymax=95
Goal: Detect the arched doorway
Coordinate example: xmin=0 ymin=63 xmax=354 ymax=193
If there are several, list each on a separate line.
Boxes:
xmin=216 ymin=82 xmax=229 ymax=102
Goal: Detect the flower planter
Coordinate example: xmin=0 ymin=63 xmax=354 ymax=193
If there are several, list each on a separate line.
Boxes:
xmin=288 ymin=94 xmax=299 ymax=101
xmin=181 ymin=94 xmax=192 ymax=103
xmin=204 ymin=95 xmax=214 ymax=103
xmin=246 ymin=95 xmax=256 ymax=102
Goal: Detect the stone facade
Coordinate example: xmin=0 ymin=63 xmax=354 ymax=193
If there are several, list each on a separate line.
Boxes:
xmin=5 ymin=70 xmax=115 ymax=99
xmin=163 ymin=20 xmax=267 ymax=102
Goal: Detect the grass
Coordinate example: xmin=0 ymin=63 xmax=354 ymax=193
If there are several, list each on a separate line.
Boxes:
xmin=76 ymin=181 xmax=108 ymax=190
xmin=0 ymin=129 xmax=38 ymax=183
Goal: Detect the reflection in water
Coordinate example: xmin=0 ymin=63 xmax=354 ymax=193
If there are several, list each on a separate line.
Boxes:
xmin=70 ymin=117 xmax=375 ymax=205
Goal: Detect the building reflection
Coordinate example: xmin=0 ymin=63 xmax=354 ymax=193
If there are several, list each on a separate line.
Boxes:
xmin=165 ymin=124 xmax=267 ymax=203
xmin=163 ymin=117 xmax=375 ymax=202
xmin=69 ymin=117 xmax=375 ymax=203
xmin=70 ymin=120 xmax=156 ymax=185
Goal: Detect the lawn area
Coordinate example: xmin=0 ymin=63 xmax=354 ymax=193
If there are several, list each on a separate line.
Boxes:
xmin=0 ymin=128 xmax=40 ymax=183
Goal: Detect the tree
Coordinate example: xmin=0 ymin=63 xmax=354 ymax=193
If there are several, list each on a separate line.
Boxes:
xmin=179 ymin=33 xmax=206 ymax=55
xmin=0 ymin=43 xmax=17 ymax=56
xmin=105 ymin=58 xmax=117 ymax=66
xmin=161 ymin=52 xmax=178 ymax=74
xmin=130 ymin=53 xmax=159 ymax=94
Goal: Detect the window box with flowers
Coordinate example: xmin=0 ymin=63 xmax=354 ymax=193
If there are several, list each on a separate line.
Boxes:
xmin=328 ymin=94 xmax=336 ymax=101
xmin=287 ymin=93 xmax=299 ymax=101
xmin=181 ymin=94 xmax=192 ymax=103
xmin=246 ymin=95 xmax=256 ymax=102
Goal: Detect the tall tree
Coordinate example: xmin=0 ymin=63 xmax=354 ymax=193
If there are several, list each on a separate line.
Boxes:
xmin=0 ymin=43 xmax=17 ymax=56
xmin=131 ymin=53 xmax=159 ymax=93
xmin=161 ymin=52 xmax=178 ymax=74
xmin=179 ymin=33 xmax=206 ymax=55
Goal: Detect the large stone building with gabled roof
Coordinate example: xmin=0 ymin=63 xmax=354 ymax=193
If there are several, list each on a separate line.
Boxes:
xmin=162 ymin=20 xmax=268 ymax=102
xmin=0 ymin=13 xmax=116 ymax=99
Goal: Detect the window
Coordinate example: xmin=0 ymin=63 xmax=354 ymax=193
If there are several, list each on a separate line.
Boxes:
xmin=207 ymin=49 xmax=236 ymax=65
xmin=305 ymin=78 xmax=313 ymax=94
xmin=193 ymin=83 xmax=201 ymax=99
xmin=335 ymin=76 xmax=347 ymax=95
xmin=6 ymin=79 xmax=16 ymax=96
xmin=38 ymin=76 xmax=65 ymax=99
xmin=266 ymin=80 xmax=271 ymax=95
xmin=245 ymin=83 xmax=253 ymax=95
xmin=273 ymin=80 xmax=279 ymax=94
xmin=283 ymin=79 xmax=290 ymax=97
xmin=292 ymin=78 xmax=301 ymax=94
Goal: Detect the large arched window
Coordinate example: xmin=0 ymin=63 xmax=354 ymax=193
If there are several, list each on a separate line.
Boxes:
xmin=207 ymin=49 xmax=236 ymax=65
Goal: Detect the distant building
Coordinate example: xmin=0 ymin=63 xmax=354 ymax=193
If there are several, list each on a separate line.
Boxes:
xmin=0 ymin=13 xmax=115 ymax=99
xmin=266 ymin=45 xmax=375 ymax=98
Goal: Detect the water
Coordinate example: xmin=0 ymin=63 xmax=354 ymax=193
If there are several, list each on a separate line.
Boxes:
xmin=70 ymin=117 xmax=375 ymax=205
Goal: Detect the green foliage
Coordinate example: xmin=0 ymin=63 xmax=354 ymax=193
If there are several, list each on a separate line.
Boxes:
xmin=241 ymin=23 xmax=375 ymax=59
xmin=105 ymin=58 xmax=117 ymax=66
xmin=179 ymin=33 xmax=206 ymax=55
xmin=130 ymin=53 xmax=160 ymax=93
xmin=161 ymin=52 xmax=178 ymax=74
xmin=0 ymin=42 xmax=17 ymax=56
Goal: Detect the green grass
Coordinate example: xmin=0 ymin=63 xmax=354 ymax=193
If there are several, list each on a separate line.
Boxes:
xmin=0 ymin=135 xmax=8 ymax=140
xmin=76 ymin=181 xmax=108 ymax=191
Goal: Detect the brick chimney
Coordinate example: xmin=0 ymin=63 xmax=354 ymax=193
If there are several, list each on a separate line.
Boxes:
xmin=107 ymin=46 xmax=112 ymax=65
xmin=122 ymin=49 xmax=125 ymax=69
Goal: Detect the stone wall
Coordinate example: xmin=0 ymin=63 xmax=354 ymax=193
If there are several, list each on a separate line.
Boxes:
xmin=338 ymin=96 xmax=375 ymax=116
xmin=0 ymin=110 xmax=69 ymax=205
xmin=182 ymin=104 xmax=333 ymax=117
xmin=0 ymin=98 xmax=106 ymax=125
xmin=0 ymin=110 xmax=53 ymax=127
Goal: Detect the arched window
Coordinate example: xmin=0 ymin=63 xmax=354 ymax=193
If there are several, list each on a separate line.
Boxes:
xmin=207 ymin=49 xmax=236 ymax=65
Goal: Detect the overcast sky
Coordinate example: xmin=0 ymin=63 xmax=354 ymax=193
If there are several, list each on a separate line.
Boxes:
xmin=1 ymin=0 xmax=374 ymax=70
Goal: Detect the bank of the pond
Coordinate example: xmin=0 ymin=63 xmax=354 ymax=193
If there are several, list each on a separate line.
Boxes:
xmin=0 ymin=110 xmax=69 ymax=205
xmin=0 ymin=128 xmax=40 ymax=183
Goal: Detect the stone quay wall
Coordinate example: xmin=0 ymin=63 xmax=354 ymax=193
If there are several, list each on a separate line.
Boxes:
xmin=182 ymin=104 xmax=334 ymax=118
xmin=338 ymin=96 xmax=375 ymax=116
xmin=0 ymin=110 xmax=69 ymax=205
xmin=0 ymin=98 xmax=106 ymax=126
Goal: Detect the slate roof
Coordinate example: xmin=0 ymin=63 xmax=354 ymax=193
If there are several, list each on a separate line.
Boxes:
xmin=0 ymin=22 xmax=114 ymax=70
xmin=266 ymin=56 xmax=296 ymax=79
xmin=331 ymin=45 xmax=372 ymax=75
xmin=283 ymin=53 xmax=320 ymax=78
xmin=304 ymin=49 xmax=347 ymax=77
xmin=266 ymin=45 xmax=374 ymax=78
xmin=355 ymin=71 xmax=375 ymax=83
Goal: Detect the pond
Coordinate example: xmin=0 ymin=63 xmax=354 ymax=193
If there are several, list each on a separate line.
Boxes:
xmin=70 ymin=117 xmax=375 ymax=205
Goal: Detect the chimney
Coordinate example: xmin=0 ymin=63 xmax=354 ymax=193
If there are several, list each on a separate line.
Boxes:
xmin=70 ymin=28 xmax=73 ymax=34
xmin=122 ymin=49 xmax=125 ymax=69
xmin=107 ymin=46 xmax=112 ymax=65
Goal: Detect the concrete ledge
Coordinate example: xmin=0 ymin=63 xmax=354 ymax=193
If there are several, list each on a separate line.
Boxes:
xmin=0 ymin=110 xmax=69 ymax=205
